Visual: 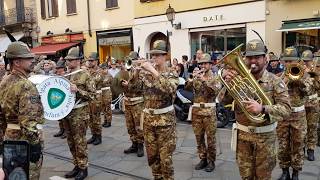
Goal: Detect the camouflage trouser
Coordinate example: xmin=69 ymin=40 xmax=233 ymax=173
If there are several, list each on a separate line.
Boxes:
xmin=58 ymin=120 xmax=64 ymax=130
xmin=144 ymin=113 xmax=176 ymax=180
xmin=318 ymin=115 xmax=320 ymax=146
xmin=65 ymin=106 xmax=89 ymax=169
xmin=103 ymin=90 xmax=112 ymax=124
xmin=236 ymin=130 xmax=276 ymax=180
xmin=88 ymin=101 xmax=102 ymax=135
xmin=125 ymin=103 xmax=144 ymax=144
xmin=305 ymin=106 xmax=319 ymax=150
xmin=277 ymin=112 xmax=307 ymax=171
xmin=30 ymin=144 xmax=44 ymax=180
xmin=192 ymin=113 xmax=216 ymax=162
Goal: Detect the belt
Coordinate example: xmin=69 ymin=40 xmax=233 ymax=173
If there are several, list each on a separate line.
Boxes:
xmin=236 ymin=122 xmax=278 ymax=134
xmin=291 ymin=105 xmax=305 ymax=113
xmin=143 ymin=105 xmax=174 ymax=115
xmin=73 ymin=102 xmax=89 ymax=109
xmin=7 ymin=124 xmax=20 ymax=130
xmin=127 ymin=97 xmax=143 ymax=102
xmin=101 ymin=87 xmax=111 ymax=91
xmin=308 ymin=93 xmax=318 ymax=100
xmin=187 ymin=103 xmax=216 ymax=121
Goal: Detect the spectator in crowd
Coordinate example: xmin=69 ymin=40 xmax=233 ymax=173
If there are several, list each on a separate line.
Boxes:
xmin=108 ymin=58 xmax=120 ymax=78
xmin=182 ymin=55 xmax=190 ymax=78
xmin=176 ymin=63 xmax=187 ymax=79
xmin=266 ymin=54 xmax=284 ymax=76
xmin=172 ymin=58 xmax=178 ymax=69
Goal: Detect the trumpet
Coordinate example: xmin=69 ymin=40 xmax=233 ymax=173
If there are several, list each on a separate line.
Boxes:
xmin=284 ymin=61 xmax=305 ymax=81
xmin=192 ymin=68 xmax=205 ymax=78
xmin=125 ymin=59 xmax=148 ymax=70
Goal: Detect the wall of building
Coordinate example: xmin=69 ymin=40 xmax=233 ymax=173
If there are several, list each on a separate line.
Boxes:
xmin=266 ymin=0 xmax=320 ymax=55
xmin=135 ymin=0 xmax=257 ymax=18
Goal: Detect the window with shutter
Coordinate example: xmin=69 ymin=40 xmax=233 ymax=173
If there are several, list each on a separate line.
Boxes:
xmin=40 ymin=0 xmax=46 ymax=19
xmin=48 ymin=0 xmax=58 ymax=17
xmin=67 ymin=0 xmax=77 ymax=14
xmin=106 ymin=0 xmax=118 ymax=9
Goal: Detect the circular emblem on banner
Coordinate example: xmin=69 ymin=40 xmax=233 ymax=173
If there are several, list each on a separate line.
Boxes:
xmin=35 ymin=76 xmax=75 ymax=121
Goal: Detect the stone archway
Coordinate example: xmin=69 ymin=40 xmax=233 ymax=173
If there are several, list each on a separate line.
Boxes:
xmin=145 ymin=31 xmax=171 ymax=60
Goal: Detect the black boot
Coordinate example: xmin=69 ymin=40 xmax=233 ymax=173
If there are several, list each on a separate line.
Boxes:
xmin=292 ymin=169 xmax=299 ymax=180
xmin=92 ymin=135 xmax=102 ymax=145
xmin=61 ymin=132 xmax=67 ymax=139
xmin=205 ymin=160 xmax=215 ymax=172
xmin=75 ymin=168 xmax=88 ymax=180
xmin=278 ymin=168 xmax=290 ymax=180
xmin=137 ymin=143 xmax=144 ymax=157
xmin=195 ymin=159 xmax=208 ymax=170
xmin=307 ymin=149 xmax=315 ymax=161
xmin=65 ymin=166 xmax=80 ymax=178
xmin=87 ymin=135 xmax=96 ymax=144
xmin=102 ymin=122 xmax=111 ymax=128
xmin=124 ymin=142 xmax=138 ymax=154
xmin=53 ymin=128 xmax=64 ymax=137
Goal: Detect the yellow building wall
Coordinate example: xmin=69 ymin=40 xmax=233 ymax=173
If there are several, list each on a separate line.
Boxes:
xmin=4 ymin=0 xmax=16 ymax=10
xmin=266 ymin=0 xmax=320 ymax=55
xmin=135 ymin=0 xmax=255 ymax=18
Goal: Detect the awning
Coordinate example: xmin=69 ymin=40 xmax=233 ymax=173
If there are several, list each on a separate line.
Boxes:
xmin=0 ymin=32 xmax=24 ymax=53
xmin=277 ymin=19 xmax=320 ymax=32
xmin=31 ymin=42 xmax=79 ymax=55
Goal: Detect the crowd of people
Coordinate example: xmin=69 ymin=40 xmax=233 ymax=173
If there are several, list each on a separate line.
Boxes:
xmin=0 ymin=37 xmax=320 ymax=180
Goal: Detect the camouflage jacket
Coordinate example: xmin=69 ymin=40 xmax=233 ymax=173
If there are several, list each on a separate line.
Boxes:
xmin=0 ymin=69 xmax=6 ymax=82
xmin=122 ymin=69 xmax=144 ymax=105
xmin=304 ymin=72 xmax=320 ymax=108
xmin=185 ymin=70 xmax=221 ymax=116
xmin=138 ymin=67 xmax=179 ymax=126
xmin=67 ymin=68 xmax=96 ymax=103
xmin=222 ymin=70 xmax=291 ymax=127
xmin=0 ymin=70 xmax=44 ymax=144
xmin=88 ymin=67 xmax=112 ymax=90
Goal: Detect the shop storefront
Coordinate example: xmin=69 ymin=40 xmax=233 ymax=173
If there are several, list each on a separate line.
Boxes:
xmin=133 ymin=0 xmax=265 ymax=61
xmin=31 ymin=32 xmax=85 ymax=61
xmin=96 ymin=28 xmax=133 ymax=63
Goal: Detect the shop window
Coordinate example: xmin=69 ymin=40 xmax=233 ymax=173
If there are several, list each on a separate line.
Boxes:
xmin=66 ymin=0 xmax=77 ymax=14
xmin=191 ymin=27 xmax=246 ymax=59
xmin=106 ymin=0 xmax=118 ymax=9
xmin=47 ymin=0 xmax=58 ymax=18
xmin=284 ymin=30 xmax=319 ymax=53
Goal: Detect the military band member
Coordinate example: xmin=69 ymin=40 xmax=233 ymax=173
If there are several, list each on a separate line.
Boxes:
xmin=121 ymin=51 xmax=145 ymax=157
xmin=64 ymin=47 xmax=96 ymax=180
xmin=315 ymin=52 xmax=320 ymax=147
xmin=137 ymin=40 xmax=178 ymax=180
xmin=86 ymin=52 xmax=112 ymax=145
xmin=301 ymin=50 xmax=320 ymax=161
xmin=185 ymin=53 xmax=221 ymax=172
xmin=53 ymin=60 xmax=68 ymax=139
xmin=277 ymin=47 xmax=312 ymax=180
xmin=0 ymin=41 xmax=45 ymax=180
xmin=221 ymin=40 xmax=291 ymax=180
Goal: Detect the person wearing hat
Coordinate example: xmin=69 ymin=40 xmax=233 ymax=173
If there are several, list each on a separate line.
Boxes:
xmin=85 ymin=52 xmax=113 ymax=145
xmin=301 ymin=50 xmax=320 ymax=161
xmin=63 ymin=47 xmax=96 ymax=180
xmin=276 ymin=47 xmax=313 ymax=180
xmin=314 ymin=52 xmax=320 ymax=147
xmin=121 ymin=51 xmax=145 ymax=157
xmin=266 ymin=54 xmax=284 ymax=76
xmin=221 ymin=39 xmax=291 ymax=180
xmin=185 ymin=53 xmax=222 ymax=172
xmin=53 ymin=60 xmax=68 ymax=139
xmin=0 ymin=41 xmax=45 ymax=179
xmin=108 ymin=57 xmax=120 ymax=78
xmin=133 ymin=40 xmax=178 ymax=180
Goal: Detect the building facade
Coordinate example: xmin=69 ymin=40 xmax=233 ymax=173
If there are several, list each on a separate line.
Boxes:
xmin=0 ymin=0 xmax=37 ymax=53
xmin=133 ymin=0 xmax=266 ymax=61
xmin=266 ymin=0 xmax=320 ymax=55
xmin=35 ymin=0 xmax=134 ymax=62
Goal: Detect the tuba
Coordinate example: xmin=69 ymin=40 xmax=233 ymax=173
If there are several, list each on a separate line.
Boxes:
xmin=217 ymin=44 xmax=272 ymax=124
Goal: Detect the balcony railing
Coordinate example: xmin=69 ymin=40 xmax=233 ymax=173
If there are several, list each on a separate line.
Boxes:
xmin=0 ymin=7 xmax=34 ymax=26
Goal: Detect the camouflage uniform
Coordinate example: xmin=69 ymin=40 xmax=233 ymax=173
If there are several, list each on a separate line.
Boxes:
xmin=64 ymin=47 xmax=96 ymax=179
xmin=123 ymin=52 xmax=145 ymax=157
xmin=0 ymin=41 xmax=44 ymax=180
xmin=86 ymin=52 xmax=113 ymax=144
xmin=185 ymin=54 xmax=221 ymax=172
xmin=301 ymin=50 xmax=320 ymax=161
xmin=221 ymin=40 xmax=291 ymax=180
xmin=315 ymin=52 xmax=320 ymax=146
xmin=277 ymin=47 xmax=311 ymax=179
xmin=139 ymin=40 xmax=179 ymax=180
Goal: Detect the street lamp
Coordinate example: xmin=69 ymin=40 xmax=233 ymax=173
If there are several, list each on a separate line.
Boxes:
xmin=166 ymin=4 xmax=181 ymax=29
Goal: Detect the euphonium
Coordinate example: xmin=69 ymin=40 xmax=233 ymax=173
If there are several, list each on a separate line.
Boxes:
xmin=284 ymin=61 xmax=304 ymax=81
xmin=217 ymin=44 xmax=272 ymax=124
